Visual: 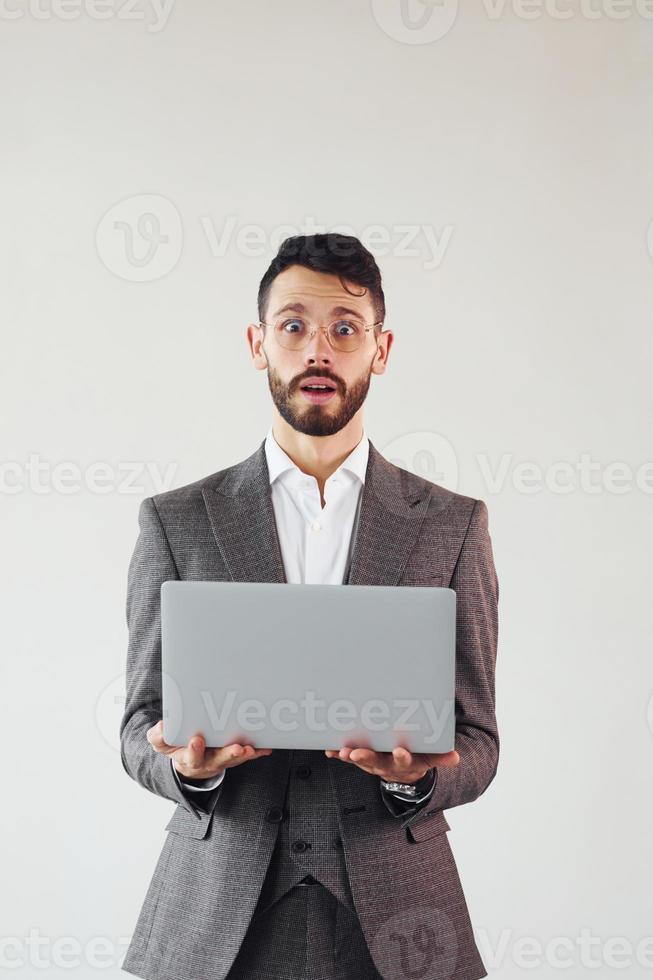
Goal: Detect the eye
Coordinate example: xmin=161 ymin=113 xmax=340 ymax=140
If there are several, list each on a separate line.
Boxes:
xmin=333 ymin=320 xmax=359 ymax=336
xmin=281 ymin=318 xmax=305 ymax=334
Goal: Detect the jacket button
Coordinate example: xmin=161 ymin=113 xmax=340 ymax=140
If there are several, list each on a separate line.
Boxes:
xmin=292 ymin=839 xmax=311 ymax=853
xmin=265 ymin=806 xmax=285 ymax=823
xmin=296 ymin=765 xmax=311 ymax=779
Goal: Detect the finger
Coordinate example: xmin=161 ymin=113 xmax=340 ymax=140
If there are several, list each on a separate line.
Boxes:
xmin=349 ymin=748 xmax=380 ymax=766
xmin=220 ymin=744 xmax=272 ymax=766
xmin=392 ymin=746 xmax=412 ymax=768
xmin=335 ymin=748 xmax=394 ymax=776
xmin=187 ymin=734 xmax=205 ymax=769
xmin=186 ymin=741 xmax=242 ymax=774
xmin=214 ymin=742 xmax=247 ymax=767
xmin=147 ymin=719 xmax=179 ymax=753
xmin=340 ymin=746 xmax=379 ymax=762
xmin=236 ymin=744 xmax=268 ymax=759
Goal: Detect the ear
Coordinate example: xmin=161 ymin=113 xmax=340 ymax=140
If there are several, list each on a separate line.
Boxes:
xmin=371 ymin=328 xmax=394 ymax=376
xmin=247 ymin=323 xmax=268 ymax=370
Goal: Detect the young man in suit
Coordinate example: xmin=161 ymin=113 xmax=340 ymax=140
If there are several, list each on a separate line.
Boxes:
xmin=120 ymin=233 xmax=499 ymax=980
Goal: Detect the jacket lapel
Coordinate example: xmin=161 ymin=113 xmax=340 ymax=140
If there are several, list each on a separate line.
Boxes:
xmin=201 ymin=439 xmax=287 ymax=585
xmin=201 ymin=436 xmax=434 ymax=587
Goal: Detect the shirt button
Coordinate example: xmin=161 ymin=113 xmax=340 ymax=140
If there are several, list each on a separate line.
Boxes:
xmin=265 ymin=806 xmax=285 ymax=824
xmin=311 ymin=521 xmax=321 ymax=532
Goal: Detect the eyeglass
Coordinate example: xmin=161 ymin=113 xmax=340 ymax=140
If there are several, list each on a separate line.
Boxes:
xmin=259 ymin=315 xmax=383 ymax=353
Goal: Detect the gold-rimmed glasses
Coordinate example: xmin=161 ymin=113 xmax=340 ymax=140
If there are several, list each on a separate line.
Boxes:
xmin=259 ymin=315 xmax=383 ymax=353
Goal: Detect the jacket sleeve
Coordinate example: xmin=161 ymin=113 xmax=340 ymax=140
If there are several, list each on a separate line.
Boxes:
xmin=401 ymin=498 xmax=500 ymax=831
xmin=119 ymin=496 xmax=225 ymax=820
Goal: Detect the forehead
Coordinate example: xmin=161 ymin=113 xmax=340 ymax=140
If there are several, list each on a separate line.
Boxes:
xmin=267 ymin=265 xmax=374 ymax=318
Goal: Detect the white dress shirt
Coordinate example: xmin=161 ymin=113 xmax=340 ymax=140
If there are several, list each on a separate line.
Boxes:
xmin=173 ymin=427 xmax=434 ymax=806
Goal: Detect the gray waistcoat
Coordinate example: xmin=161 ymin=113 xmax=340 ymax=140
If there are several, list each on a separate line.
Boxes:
xmin=254 ymin=746 xmax=356 ymax=914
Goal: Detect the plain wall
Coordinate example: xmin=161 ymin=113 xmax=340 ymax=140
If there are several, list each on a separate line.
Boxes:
xmin=2 ymin=2 xmax=652 ymax=977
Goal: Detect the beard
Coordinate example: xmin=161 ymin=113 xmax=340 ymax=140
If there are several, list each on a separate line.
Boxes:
xmin=265 ymin=355 xmax=374 ymax=437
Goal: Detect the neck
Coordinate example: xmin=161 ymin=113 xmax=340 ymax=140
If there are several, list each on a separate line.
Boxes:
xmin=270 ymin=412 xmax=365 ymax=485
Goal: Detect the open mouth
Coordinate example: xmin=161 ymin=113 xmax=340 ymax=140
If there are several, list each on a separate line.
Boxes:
xmin=299 ymin=379 xmax=338 ymax=404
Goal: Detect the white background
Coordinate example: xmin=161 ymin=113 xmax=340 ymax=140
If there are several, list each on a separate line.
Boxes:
xmin=2 ymin=1 xmax=652 ymax=978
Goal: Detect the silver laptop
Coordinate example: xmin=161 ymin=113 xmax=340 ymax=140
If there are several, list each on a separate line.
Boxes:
xmin=161 ymin=580 xmax=456 ymax=754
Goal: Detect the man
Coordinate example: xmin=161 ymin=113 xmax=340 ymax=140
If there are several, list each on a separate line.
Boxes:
xmin=120 ymin=233 xmax=499 ymax=980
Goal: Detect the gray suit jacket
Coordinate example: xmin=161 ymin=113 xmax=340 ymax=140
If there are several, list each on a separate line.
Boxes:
xmin=120 ymin=436 xmax=499 ymax=980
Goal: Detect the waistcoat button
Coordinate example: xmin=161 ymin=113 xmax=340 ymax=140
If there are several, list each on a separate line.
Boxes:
xmin=296 ymin=764 xmax=311 ymax=779
xmin=292 ymin=839 xmax=311 ymax=853
xmin=265 ymin=806 xmax=285 ymax=823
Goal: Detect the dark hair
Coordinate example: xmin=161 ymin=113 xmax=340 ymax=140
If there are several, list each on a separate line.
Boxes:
xmin=257 ymin=233 xmax=386 ymax=328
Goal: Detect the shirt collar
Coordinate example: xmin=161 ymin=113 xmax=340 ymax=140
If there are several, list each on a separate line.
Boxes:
xmin=264 ymin=425 xmax=369 ymax=488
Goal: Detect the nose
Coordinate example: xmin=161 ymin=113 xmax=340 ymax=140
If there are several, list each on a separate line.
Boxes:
xmin=303 ymin=327 xmax=334 ymax=367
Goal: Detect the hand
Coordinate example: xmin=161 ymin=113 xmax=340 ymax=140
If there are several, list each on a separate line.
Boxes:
xmin=146 ymin=720 xmax=273 ymax=781
xmin=324 ymin=745 xmax=459 ymax=784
